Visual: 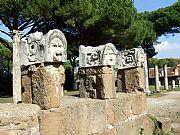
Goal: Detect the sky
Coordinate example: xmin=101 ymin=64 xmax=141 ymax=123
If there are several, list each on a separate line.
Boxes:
xmin=0 ymin=0 xmax=179 ymax=59
xmin=134 ymin=0 xmax=180 ymax=59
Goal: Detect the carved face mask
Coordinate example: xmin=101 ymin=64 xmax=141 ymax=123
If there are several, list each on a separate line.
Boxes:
xmin=105 ymin=49 xmax=116 ymax=65
xmin=50 ymin=38 xmax=64 ymax=62
xmin=28 ymin=42 xmax=36 ymax=62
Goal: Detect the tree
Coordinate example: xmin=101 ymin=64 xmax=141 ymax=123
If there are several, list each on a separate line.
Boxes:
xmin=0 ymin=0 xmax=62 ymax=42
xmin=42 ymin=0 xmax=137 ymax=46
xmin=0 ymin=0 xmax=62 ymax=94
xmin=142 ymin=1 xmax=180 ymax=37
xmin=0 ymin=40 xmax=12 ymax=95
xmin=38 ymin=0 xmax=138 ymax=89
xmin=149 ymin=58 xmax=180 ymax=68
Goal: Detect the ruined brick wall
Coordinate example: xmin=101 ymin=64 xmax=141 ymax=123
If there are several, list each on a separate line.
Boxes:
xmin=21 ymin=63 xmax=65 ymax=109
xmin=0 ymin=93 xmax=154 ymax=135
xmin=0 ymin=104 xmax=40 ymax=135
xmin=39 ymin=92 xmax=154 ymax=135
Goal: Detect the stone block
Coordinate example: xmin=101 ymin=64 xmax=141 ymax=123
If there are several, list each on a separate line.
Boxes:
xmin=143 ymin=115 xmax=155 ymax=135
xmin=39 ymin=108 xmax=69 ymax=135
xmin=32 ymin=64 xmax=65 ymax=109
xmin=68 ymin=100 xmax=106 ymax=134
xmin=0 ymin=104 xmax=40 ymax=135
xmin=0 ymin=129 xmax=9 ymax=135
xmin=116 ymin=115 xmax=153 ymax=135
xmin=106 ymin=94 xmax=132 ymax=124
xmin=39 ymin=97 xmax=106 ymax=135
xmin=79 ymin=66 xmax=115 ymax=99
xmin=120 ymin=67 xmax=145 ymax=92
xmin=106 ymin=93 xmax=147 ymax=124
xmin=22 ymin=73 xmax=32 ymax=103
xmin=96 ymin=74 xmax=116 ymax=99
xmin=96 ymin=128 xmax=116 ymax=135
xmin=156 ymin=116 xmax=171 ymax=133
xmin=131 ymin=92 xmax=147 ymax=115
xmin=116 ymin=120 xmax=133 ymax=135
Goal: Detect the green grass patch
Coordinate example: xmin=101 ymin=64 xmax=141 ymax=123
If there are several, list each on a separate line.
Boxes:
xmin=149 ymin=85 xmax=180 ymax=98
xmin=64 ymin=90 xmax=79 ymax=96
xmin=0 ymin=96 xmax=13 ymax=103
xmin=147 ymin=114 xmax=174 ymax=135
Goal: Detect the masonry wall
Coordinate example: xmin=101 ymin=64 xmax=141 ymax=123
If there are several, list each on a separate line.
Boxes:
xmin=0 ymin=104 xmax=40 ymax=135
xmin=0 ymin=92 xmax=154 ymax=135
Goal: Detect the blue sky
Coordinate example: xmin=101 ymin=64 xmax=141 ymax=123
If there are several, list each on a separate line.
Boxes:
xmin=134 ymin=0 xmax=180 ymax=59
xmin=0 ymin=0 xmax=180 ymax=59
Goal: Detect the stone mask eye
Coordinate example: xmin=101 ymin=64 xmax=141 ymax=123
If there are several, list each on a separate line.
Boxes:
xmin=31 ymin=45 xmax=34 ymax=49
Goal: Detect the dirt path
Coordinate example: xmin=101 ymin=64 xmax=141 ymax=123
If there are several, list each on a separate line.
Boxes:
xmin=147 ymin=91 xmax=180 ymax=134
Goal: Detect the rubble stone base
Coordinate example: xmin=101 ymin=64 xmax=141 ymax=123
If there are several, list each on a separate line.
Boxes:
xmin=21 ymin=63 xmax=65 ymax=109
xmin=117 ymin=67 xmax=145 ymax=92
xmin=79 ymin=66 xmax=116 ymax=99
xmin=0 ymin=92 xmax=156 ymax=135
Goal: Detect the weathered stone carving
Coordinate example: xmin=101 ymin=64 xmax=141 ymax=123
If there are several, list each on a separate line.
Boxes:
xmin=79 ymin=43 xmax=116 ymax=67
xmin=20 ymin=29 xmax=67 ymax=67
xmin=21 ymin=29 xmax=67 ymax=109
xmin=42 ymin=29 xmax=67 ymax=63
xmin=102 ymin=43 xmax=117 ymax=66
xmin=20 ymin=32 xmax=44 ymax=66
xmin=115 ymin=48 xmax=145 ymax=69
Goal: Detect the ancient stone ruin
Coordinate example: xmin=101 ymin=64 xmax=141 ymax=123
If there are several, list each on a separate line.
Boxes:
xmin=20 ymin=29 xmax=67 ymax=109
xmin=0 ymin=29 xmax=158 ymax=135
xmin=116 ymin=48 xmax=146 ymax=93
xmin=79 ymin=43 xmax=116 ymax=99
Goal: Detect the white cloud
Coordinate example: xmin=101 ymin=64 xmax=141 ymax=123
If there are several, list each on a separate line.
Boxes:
xmin=154 ymin=41 xmax=180 ymax=51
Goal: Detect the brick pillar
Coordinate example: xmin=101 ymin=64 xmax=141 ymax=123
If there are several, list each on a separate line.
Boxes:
xmin=31 ymin=63 xmax=65 ymax=109
xmin=79 ymin=66 xmax=115 ymax=99
xmin=21 ymin=66 xmax=32 ymax=103
xmin=118 ymin=67 xmax=145 ymax=93
xmin=21 ymin=63 xmax=65 ymax=109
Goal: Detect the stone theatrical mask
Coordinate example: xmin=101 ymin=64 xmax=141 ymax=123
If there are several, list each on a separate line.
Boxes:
xmin=79 ymin=45 xmax=101 ymax=67
xmin=115 ymin=48 xmax=145 ymax=69
xmin=102 ymin=43 xmax=116 ymax=66
xmin=20 ymin=32 xmax=44 ymax=66
xmin=20 ymin=29 xmax=67 ymax=67
xmin=79 ymin=43 xmax=116 ymax=67
xmin=43 ymin=29 xmax=67 ymax=63
xmin=26 ymin=32 xmax=43 ymax=62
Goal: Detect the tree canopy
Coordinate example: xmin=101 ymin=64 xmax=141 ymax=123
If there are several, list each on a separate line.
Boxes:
xmin=0 ymin=0 xmax=179 ymax=63
xmin=140 ymin=1 xmax=180 ymax=37
xmin=149 ymin=58 xmax=180 ymax=68
xmin=0 ymin=0 xmax=60 ymax=38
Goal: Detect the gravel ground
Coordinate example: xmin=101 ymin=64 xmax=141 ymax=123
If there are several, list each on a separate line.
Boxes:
xmin=147 ymin=91 xmax=180 ymax=134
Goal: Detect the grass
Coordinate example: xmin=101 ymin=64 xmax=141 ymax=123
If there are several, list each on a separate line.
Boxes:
xmin=0 ymin=86 xmax=179 ymax=103
xmin=0 ymin=90 xmax=80 ymax=104
xmin=64 ymin=90 xmax=79 ymax=96
xmin=149 ymin=85 xmax=180 ymax=98
xmin=147 ymin=114 xmax=175 ymax=135
xmin=0 ymin=96 xmax=13 ymax=103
